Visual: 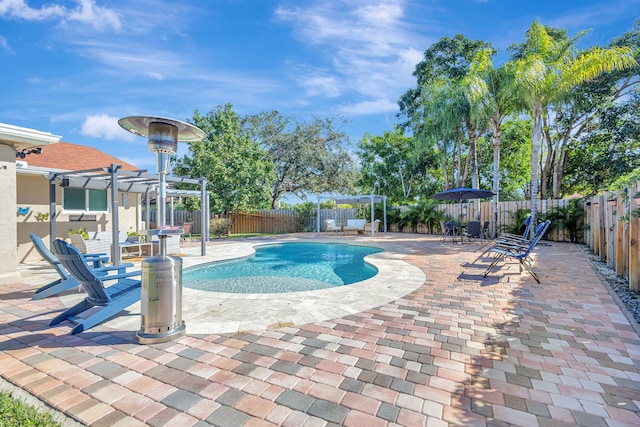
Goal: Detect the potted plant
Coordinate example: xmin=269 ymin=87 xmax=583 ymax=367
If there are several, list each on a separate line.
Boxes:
xmin=68 ymin=227 xmax=89 ymax=240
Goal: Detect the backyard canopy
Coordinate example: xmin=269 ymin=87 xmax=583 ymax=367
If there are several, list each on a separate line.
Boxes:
xmin=316 ymin=193 xmax=387 ymax=236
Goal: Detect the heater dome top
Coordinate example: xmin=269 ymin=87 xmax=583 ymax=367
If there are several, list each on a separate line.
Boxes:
xmin=118 ymin=116 xmax=206 ymax=142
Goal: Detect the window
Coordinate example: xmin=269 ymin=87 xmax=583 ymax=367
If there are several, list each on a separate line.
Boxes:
xmin=63 ymin=188 xmax=108 ymax=212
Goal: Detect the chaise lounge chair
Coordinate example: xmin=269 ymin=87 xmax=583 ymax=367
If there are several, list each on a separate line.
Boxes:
xmin=50 ymin=239 xmax=142 ymax=334
xmin=482 ymin=220 xmax=551 ymax=283
xmin=29 ymin=233 xmax=108 ymax=300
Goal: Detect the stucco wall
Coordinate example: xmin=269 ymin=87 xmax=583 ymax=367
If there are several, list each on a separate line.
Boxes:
xmin=0 ymin=145 xmax=18 ymax=278
xmin=17 ymin=173 xmax=141 ymax=263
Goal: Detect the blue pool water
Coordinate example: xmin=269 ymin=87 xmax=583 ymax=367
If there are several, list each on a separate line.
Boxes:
xmin=183 ymin=242 xmax=383 ymax=293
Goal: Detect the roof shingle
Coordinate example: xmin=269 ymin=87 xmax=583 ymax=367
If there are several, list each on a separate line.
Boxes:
xmin=24 ymin=141 xmax=140 ymax=171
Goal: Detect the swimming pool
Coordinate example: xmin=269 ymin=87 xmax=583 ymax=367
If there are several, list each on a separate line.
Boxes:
xmin=183 ymin=242 xmax=383 ymax=293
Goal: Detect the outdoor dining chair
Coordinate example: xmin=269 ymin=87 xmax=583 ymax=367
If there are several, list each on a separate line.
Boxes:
xmin=463 ymin=221 xmax=482 ymax=243
xmin=440 ymin=221 xmax=457 ymax=242
xmin=481 ymin=221 xmax=490 ymax=240
xmin=50 ymin=239 xmax=141 ymax=335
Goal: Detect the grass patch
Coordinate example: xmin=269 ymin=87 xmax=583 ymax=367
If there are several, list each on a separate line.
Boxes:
xmin=0 ymin=391 xmax=62 ymax=427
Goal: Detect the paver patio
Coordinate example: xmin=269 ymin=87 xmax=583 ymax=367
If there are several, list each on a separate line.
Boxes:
xmin=1 ymin=234 xmax=639 ymax=426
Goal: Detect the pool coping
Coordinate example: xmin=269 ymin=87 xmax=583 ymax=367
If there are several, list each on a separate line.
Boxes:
xmin=49 ymin=234 xmax=426 ymax=335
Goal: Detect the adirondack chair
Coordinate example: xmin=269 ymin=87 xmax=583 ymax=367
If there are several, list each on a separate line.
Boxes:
xmin=29 ymin=233 xmax=108 ymax=300
xmin=482 ymin=220 xmax=551 ymax=283
xmin=50 ymin=239 xmax=142 ymax=334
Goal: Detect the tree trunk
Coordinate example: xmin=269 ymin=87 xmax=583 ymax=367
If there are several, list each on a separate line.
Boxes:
xmin=441 ymin=140 xmax=450 ymax=189
xmin=540 ymin=114 xmax=553 ymax=200
xmin=491 ymin=116 xmax=502 ymax=238
xmin=468 ymin=129 xmax=480 ymax=219
xmin=530 ymin=104 xmax=542 ymax=236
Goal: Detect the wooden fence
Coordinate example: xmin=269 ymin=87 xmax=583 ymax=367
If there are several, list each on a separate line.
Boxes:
xmin=435 ymin=199 xmax=571 ymax=242
xmin=147 ymin=187 xmax=640 ymax=290
xmin=229 ymin=210 xmax=300 ymax=234
xmin=156 ymin=201 xmax=573 ymax=240
xmin=582 ymin=182 xmax=640 ymax=291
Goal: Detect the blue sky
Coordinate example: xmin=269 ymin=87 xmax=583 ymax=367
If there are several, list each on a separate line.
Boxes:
xmin=1 ymin=0 xmax=638 ymax=172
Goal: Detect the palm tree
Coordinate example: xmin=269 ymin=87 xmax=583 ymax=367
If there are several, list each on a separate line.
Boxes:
xmin=415 ymin=78 xmax=469 ymax=189
xmin=463 ymin=49 xmax=517 ymax=236
xmin=507 ymin=22 xmax=635 ymax=235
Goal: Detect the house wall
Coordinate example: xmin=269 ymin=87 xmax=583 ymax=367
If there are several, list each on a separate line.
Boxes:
xmin=17 ymin=173 xmax=141 ymax=263
xmin=0 ymin=144 xmax=18 ymax=279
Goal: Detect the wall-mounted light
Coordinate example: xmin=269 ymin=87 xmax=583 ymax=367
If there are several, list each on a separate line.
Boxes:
xmin=122 ymin=193 xmax=129 ymax=208
xmin=60 ymin=177 xmax=70 ymax=187
xmin=15 ymin=147 xmax=42 ymax=159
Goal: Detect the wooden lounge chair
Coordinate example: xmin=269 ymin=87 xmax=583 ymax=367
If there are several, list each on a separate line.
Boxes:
xmin=50 ymin=239 xmax=141 ymax=334
xmin=29 ymin=233 xmax=108 ymax=300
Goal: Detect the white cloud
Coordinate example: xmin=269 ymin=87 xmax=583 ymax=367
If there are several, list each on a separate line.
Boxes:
xmin=0 ymin=0 xmax=120 ymax=31
xmin=300 ymin=75 xmax=342 ymax=97
xmin=66 ymin=0 xmax=120 ymax=31
xmin=0 ymin=35 xmax=14 ymax=54
xmin=81 ymin=114 xmax=136 ymax=141
xmin=339 ymin=98 xmax=398 ymax=115
xmin=275 ymin=0 xmax=430 ymax=114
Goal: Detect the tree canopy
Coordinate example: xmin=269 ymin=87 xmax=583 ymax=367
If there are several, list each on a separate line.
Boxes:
xmin=243 ymin=111 xmax=357 ymax=208
xmin=174 ymin=104 xmax=275 ymax=215
xmin=171 ymin=21 xmax=639 ymax=214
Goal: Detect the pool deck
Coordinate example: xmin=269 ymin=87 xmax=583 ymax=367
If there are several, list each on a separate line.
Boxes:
xmin=1 ymin=233 xmax=639 ymax=426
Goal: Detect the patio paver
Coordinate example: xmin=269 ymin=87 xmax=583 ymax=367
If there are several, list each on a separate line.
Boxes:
xmin=1 ymin=234 xmax=639 ymax=426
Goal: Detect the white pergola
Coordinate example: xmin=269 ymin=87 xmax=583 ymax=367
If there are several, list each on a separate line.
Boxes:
xmin=316 ymin=193 xmax=387 ymax=236
xmin=48 ymin=164 xmax=208 ymax=265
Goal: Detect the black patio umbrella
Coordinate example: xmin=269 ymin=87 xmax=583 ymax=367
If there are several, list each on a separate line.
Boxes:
xmin=429 ymin=187 xmax=495 ymax=220
xmin=429 ymin=187 xmax=495 ymax=202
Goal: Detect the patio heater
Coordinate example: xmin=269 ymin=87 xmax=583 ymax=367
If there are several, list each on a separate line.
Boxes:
xmin=118 ymin=116 xmax=205 ymax=344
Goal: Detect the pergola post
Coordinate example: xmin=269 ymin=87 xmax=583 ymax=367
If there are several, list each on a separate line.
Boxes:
xmin=48 ymin=175 xmax=57 ymax=246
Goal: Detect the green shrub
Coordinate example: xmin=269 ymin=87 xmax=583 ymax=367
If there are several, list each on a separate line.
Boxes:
xmin=210 ymin=218 xmax=232 ymax=237
xmin=398 ymin=200 xmax=444 ymax=233
xmin=546 ymin=199 xmax=583 ymax=242
xmin=293 ymin=202 xmax=317 ymax=232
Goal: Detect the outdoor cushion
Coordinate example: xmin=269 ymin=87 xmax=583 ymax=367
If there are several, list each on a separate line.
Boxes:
xmin=345 ymin=219 xmax=366 ymax=230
